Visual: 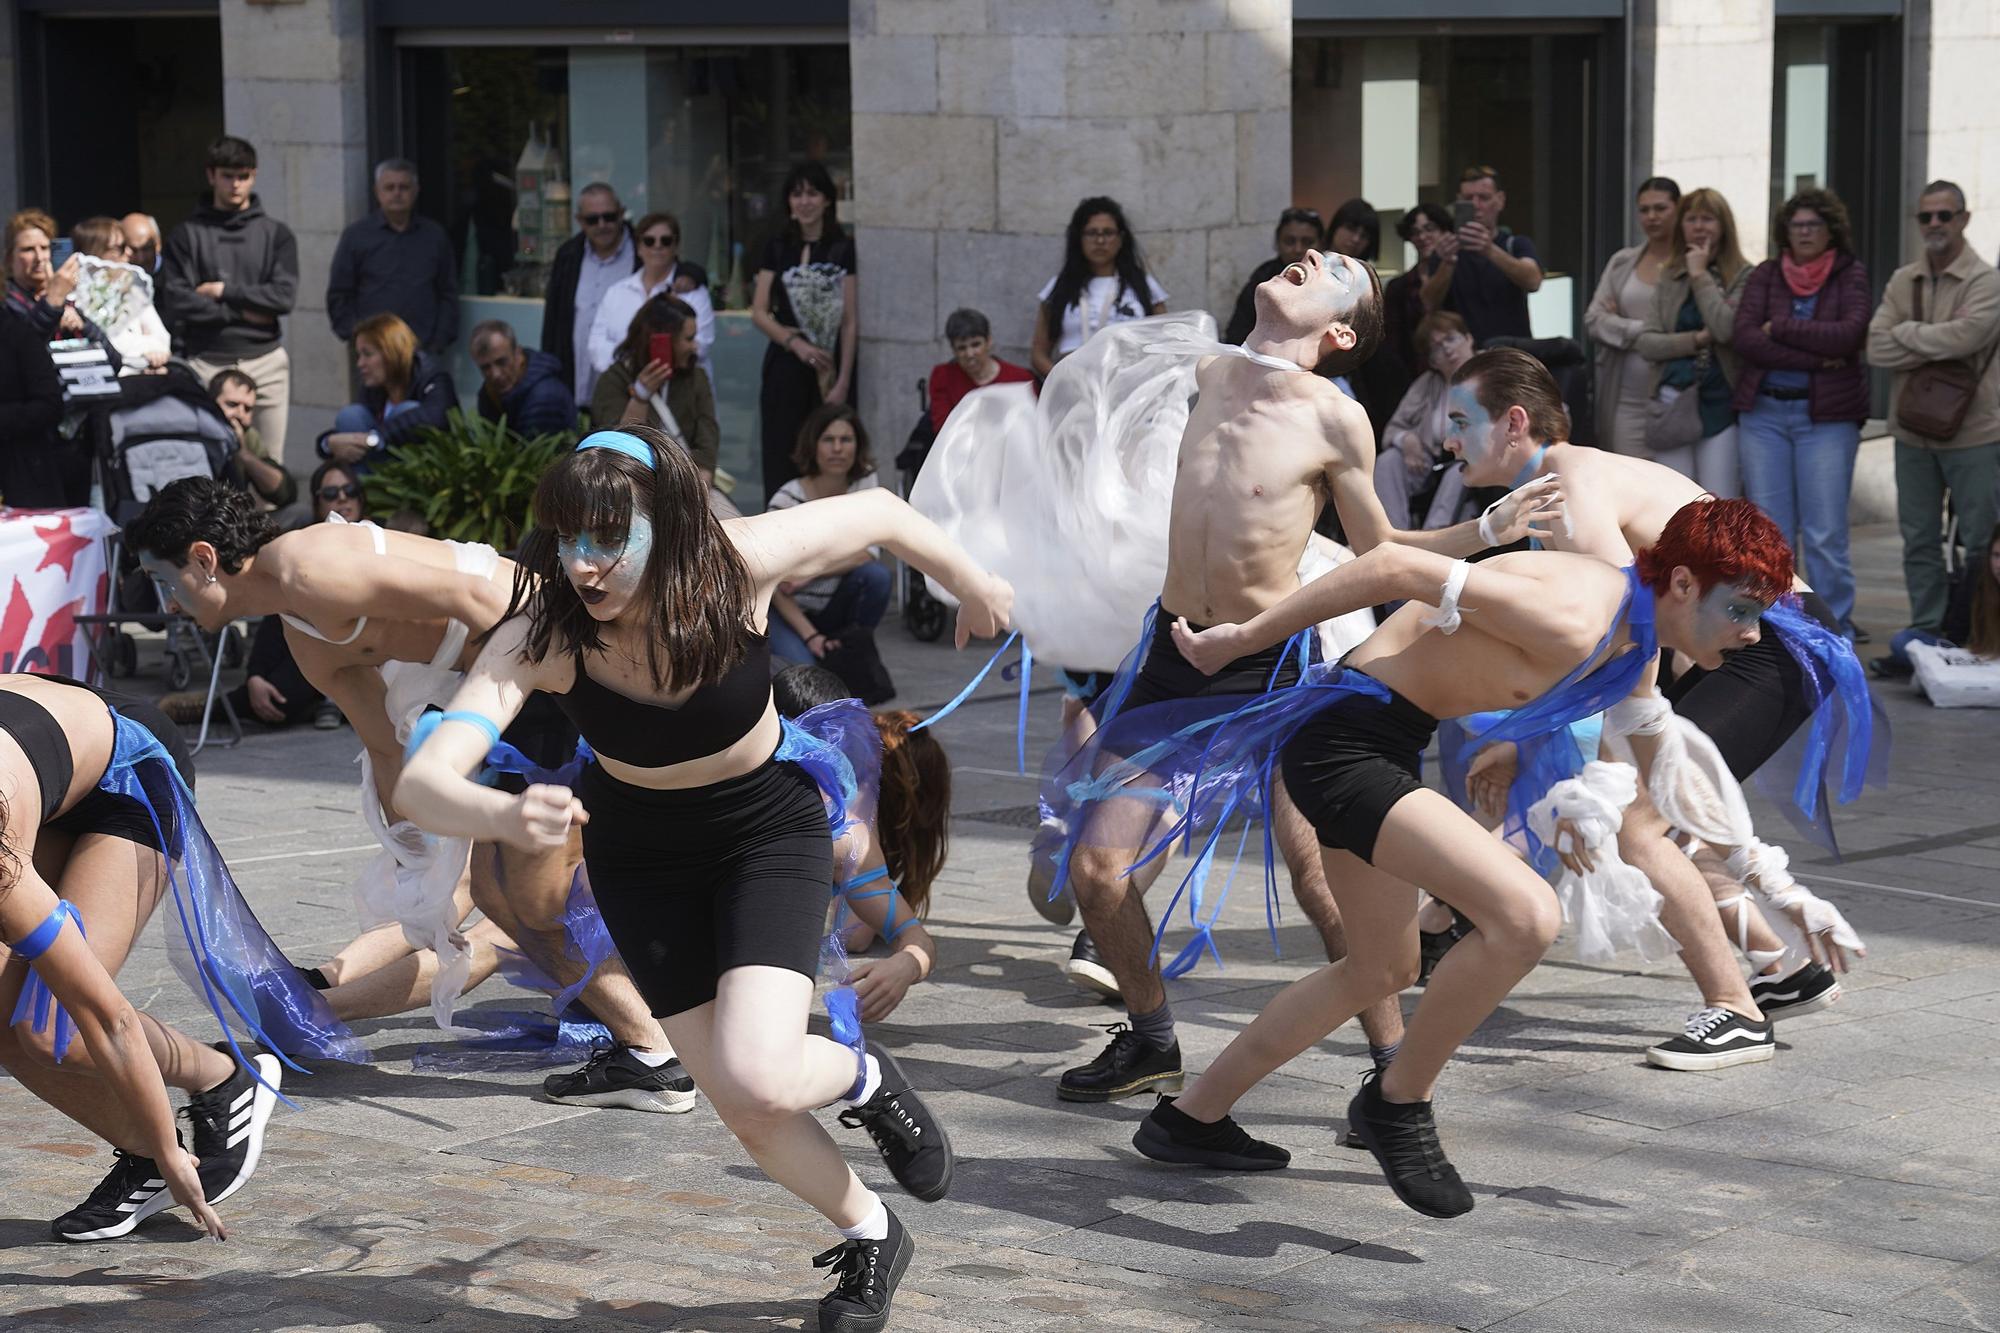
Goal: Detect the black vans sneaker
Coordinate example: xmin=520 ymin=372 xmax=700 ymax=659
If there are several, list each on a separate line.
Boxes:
xmin=50 ymin=1149 xmax=173 ymax=1241
xmin=1346 ymin=1070 xmax=1473 ymax=1218
xmin=1749 ymin=962 xmax=1840 ymax=1019
xmin=1062 ymin=930 xmax=1121 ymax=1001
xmin=838 ymin=1049 xmax=954 ymax=1202
xmin=1645 ymin=1006 xmax=1776 ymax=1071
xmin=541 ymin=1042 xmax=698 ymax=1114
xmin=185 ymin=1049 xmax=282 ymax=1206
xmin=814 ymin=1207 xmax=913 ymax=1333
xmin=1132 ymin=1096 xmax=1290 ymax=1171
xmin=1057 ymin=1024 xmax=1182 ymax=1102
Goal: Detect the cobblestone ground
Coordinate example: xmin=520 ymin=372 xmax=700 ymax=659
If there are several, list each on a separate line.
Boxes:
xmin=5 ymin=526 xmax=2000 ymax=1331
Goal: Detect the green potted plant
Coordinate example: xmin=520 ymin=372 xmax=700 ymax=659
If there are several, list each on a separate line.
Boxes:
xmin=362 ymin=409 xmax=573 ymax=551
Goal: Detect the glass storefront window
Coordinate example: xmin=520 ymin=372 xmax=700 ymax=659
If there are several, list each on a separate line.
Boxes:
xmin=1772 ymin=23 xmax=1832 ymax=212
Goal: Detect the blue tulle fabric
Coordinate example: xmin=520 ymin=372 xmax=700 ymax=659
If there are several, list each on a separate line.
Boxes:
xmin=8 ymin=901 xmax=86 ymax=1063
xmin=1759 ymin=597 xmax=1889 ymax=853
xmin=15 ymin=711 xmax=367 ymax=1101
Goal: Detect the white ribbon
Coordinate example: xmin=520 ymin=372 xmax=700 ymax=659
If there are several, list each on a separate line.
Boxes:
xmin=1418 ymin=559 xmax=1472 ymax=635
xmin=1526 ymin=761 xmax=1678 ymax=964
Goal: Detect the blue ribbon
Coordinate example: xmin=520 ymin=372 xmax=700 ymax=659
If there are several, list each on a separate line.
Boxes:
xmin=1765 ymin=597 xmax=1883 ymax=821
xmin=10 ymin=901 xmax=85 ymax=1063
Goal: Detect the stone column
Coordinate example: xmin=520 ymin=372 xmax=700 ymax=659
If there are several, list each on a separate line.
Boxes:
xmin=848 ymin=0 xmax=1292 ymax=441
xmin=217 ymin=0 xmax=371 ymax=473
xmin=1905 ymin=0 xmax=2000 ymax=262
xmin=1631 ymin=0 xmax=1775 ymax=261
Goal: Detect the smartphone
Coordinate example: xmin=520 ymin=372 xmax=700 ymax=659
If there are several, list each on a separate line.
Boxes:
xmin=648 ymin=333 xmax=675 ymax=373
xmin=49 ymin=236 xmax=75 ymax=266
xmin=1452 ymin=200 xmax=1477 ymax=229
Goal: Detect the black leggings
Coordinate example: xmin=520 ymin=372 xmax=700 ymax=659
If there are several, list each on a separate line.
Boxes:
xmin=1667 ymin=591 xmax=1838 ymax=781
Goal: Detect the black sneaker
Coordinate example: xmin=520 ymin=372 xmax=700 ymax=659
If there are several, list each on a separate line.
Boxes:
xmin=838 ymin=1049 xmax=954 ymax=1202
xmin=186 ymin=1049 xmax=282 ymax=1206
xmin=1346 ymin=1070 xmax=1473 ymax=1219
xmin=1869 ymin=654 xmax=1913 ymax=680
xmin=1133 ymin=1096 xmax=1290 ymax=1171
xmin=50 ymin=1149 xmax=174 ymax=1241
xmin=541 ymin=1042 xmax=698 ymax=1114
xmin=814 ymin=1207 xmax=914 ymax=1333
xmin=1645 ymin=1006 xmax=1776 ymax=1071
xmin=1417 ymin=914 xmax=1471 ymax=987
xmin=1057 ymin=1024 xmax=1182 ymax=1102
xmin=1062 ymin=930 xmax=1121 ymax=1001
xmin=1749 ymin=962 xmax=1841 ymax=1019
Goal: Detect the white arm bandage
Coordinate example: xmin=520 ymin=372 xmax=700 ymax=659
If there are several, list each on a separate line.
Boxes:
xmin=1417 ymin=558 xmax=1473 ymax=634
xmin=1726 ymin=841 xmax=1866 ymax=956
xmin=1525 ymin=761 xmax=1678 ymax=964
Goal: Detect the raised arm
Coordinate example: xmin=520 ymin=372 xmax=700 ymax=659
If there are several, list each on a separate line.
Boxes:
xmin=1331 ymin=460 xmax=1563 ymax=558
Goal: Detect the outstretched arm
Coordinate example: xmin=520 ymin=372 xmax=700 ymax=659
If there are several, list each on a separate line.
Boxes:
xmin=1332 ymin=465 xmax=1564 ymax=557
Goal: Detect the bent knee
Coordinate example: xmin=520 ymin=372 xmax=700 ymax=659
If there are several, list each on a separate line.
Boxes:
xmin=702 ymin=1063 xmax=802 ymax=1125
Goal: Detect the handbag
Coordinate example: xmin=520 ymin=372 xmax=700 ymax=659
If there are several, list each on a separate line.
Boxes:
xmin=1644 ymin=353 xmax=1707 ymax=453
xmin=1896 ymin=275 xmax=1999 ymax=441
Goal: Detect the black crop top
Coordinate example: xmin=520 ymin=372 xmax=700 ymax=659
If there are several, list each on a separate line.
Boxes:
xmin=555 ymin=633 xmax=774 ymax=767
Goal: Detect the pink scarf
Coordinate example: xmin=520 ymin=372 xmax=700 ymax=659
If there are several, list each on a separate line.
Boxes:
xmin=1781 ymin=250 xmax=1836 ymax=298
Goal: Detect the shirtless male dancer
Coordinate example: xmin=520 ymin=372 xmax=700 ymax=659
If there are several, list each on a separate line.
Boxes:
xmin=1441 ymin=348 xmax=1864 ymax=1068
xmin=1054 ymin=250 xmax=1559 ymax=1102
xmin=125 ymin=480 xmax=696 ymax=1112
xmin=1137 ymin=499 xmax=1795 ymax=1217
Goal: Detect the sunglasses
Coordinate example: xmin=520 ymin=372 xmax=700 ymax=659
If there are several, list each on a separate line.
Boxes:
xmin=318 ymin=483 xmax=363 ymax=501
xmin=580 ymin=210 xmax=623 ymax=226
xmin=640 ymin=233 xmax=679 ymax=248
xmin=1916 ymin=209 xmax=1960 ymax=225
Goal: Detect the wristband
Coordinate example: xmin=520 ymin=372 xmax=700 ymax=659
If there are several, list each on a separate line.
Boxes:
xmin=808 ymin=631 xmax=826 ymax=644
xmin=1417 ymin=558 xmax=1472 ymax=635
xmin=1477 ymin=502 xmax=1503 ymax=549
xmin=630 ymin=381 xmax=649 ymax=400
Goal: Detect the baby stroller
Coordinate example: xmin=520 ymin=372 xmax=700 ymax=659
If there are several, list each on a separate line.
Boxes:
xmin=895 ymin=376 xmax=948 ymax=642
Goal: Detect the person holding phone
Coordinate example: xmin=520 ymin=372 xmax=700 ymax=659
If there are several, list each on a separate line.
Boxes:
xmin=592 ymin=295 xmax=726 ymax=504
xmin=585 ymin=210 xmax=715 ymax=395
xmin=1421 ymin=166 xmax=1543 ymax=344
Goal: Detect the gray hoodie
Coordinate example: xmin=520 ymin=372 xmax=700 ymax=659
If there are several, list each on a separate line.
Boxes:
xmin=158 ymin=194 xmax=299 ymax=358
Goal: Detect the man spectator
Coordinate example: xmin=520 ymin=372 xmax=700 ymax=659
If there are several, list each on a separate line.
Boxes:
xmin=158 ymin=135 xmax=299 ymax=464
xmin=928 ymin=308 xmax=1033 ymax=433
xmin=121 ymin=213 xmax=162 ymax=273
xmin=540 ymin=182 xmax=637 ymax=409
xmin=1866 ymin=179 xmax=2000 ymax=667
xmin=470 ymin=319 xmax=576 ymax=438
xmin=326 ymin=158 xmax=460 ymax=355
xmin=210 ymin=367 xmax=296 ymax=513
xmin=1423 ymin=164 xmax=1543 ymax=343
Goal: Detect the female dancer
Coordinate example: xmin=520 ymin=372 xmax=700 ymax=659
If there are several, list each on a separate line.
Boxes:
xmin=398 ymin=425 xmax=1010 ymax=1332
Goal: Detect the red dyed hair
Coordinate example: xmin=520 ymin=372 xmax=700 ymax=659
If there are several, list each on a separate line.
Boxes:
xmin=1636 ymin=499 xmax=1793 ymax=601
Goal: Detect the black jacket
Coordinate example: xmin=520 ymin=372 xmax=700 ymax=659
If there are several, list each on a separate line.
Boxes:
xmin=158 ymin=194 xmax=299 ymax=358
xmin=316 ymin=350 xmax=460 ymax=465
xmin=326 ymin=211 xmax=461 ymax=352
xmin=540 ymin=227 xmax=637 ymax=393
xmin=0 ymin=311 xmax=75 ymax=507
xmin=477 ymin=348 xmax=577 ymax=437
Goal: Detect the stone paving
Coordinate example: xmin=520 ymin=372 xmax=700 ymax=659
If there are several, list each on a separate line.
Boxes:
xmin=5 ymin=524 xmax=2000 ymax=1331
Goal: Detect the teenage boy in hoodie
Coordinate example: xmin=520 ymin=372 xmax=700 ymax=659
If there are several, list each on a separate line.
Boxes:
xmin=159 ymin=136 xmax=299 ymax=465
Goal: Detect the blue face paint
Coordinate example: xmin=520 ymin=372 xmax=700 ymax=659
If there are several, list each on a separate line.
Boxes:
xmin=1445 ymin=385 xmax=1503 ymax=477
xmin=559 ymin=512 xmax=654 ymax=609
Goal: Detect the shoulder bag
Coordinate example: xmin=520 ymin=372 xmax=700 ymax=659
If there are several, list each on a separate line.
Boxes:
xmin=1897 ymin=274 xmax=2000 ymax=441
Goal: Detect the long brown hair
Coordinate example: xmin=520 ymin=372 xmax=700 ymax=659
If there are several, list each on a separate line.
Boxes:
xmin=1970 ymin=523 xmax=2000 ymax=659
xmin=506 ymin=425 xmax=753 ymax=691
xmin=874 ymin=710 xmax=949 ymax=916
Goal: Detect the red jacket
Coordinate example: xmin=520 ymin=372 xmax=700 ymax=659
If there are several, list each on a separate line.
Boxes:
xmin=1731 ymin=253 xmax=1871 ymax=422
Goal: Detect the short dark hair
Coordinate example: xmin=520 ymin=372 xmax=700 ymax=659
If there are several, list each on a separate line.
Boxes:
xmin=207 ymin=368 xmax=258 ymax=399
xmin=1396 ymin=202 xmax=1454 ymax=242
xmin=1275 ymin=206 xmax=1326 ymax=243
xmin=206 ymin=136 xmax=257 ymax=171
xmin=791 ymin=402 xmax=875 ymax=479
xmin=1450 ymin=346 xmax=1569 ymax=442
xmin=469 ymin=319 xmax=518 ymax=353
xmin=772 ymin=663 xmax=850 ymax=717
xmin=1313 ymin=259 xmax=1385 ymax=378
xmin=1921 ymin=179 xmax=1968 ymax=212
xmin=944 ymin=308 xmax=991 ymax=343
xmin=124 ymin=477 xmax=281 ymax=574
xmin=1328 ymin=198 xmax=1381 ymax=262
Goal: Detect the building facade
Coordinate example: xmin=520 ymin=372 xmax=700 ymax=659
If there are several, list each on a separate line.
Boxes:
xmin=5 ymin=0 xmax=1996 ymax=495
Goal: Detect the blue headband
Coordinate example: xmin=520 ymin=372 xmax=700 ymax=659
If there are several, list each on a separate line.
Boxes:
xmin=576 ymin=430 xmax=656 ymax=470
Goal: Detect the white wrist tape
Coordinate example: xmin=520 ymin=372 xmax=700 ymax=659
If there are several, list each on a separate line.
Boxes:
xmin=1417 ymin=559 xmax=1472 ymax=634
xmin=1477 ymin=502 xmax=1503 ymax=549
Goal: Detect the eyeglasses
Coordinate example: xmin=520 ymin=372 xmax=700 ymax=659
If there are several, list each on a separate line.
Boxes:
xmin=317 ymin=483 xmax=363 ymax=502
xmin=1787 ymin=219 xmax=1829 ymax=233
xmin=640 ymin=233 xmax=679 ymax=248
xmin=580 ymin=211 xmax=623 ymax=226
xmin=1916 ymin=209 xmax=1960 ymax=225
xmin=1081 ymin=228 xmax=1120 ymax=241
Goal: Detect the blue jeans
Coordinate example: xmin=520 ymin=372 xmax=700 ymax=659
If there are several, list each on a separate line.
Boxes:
xmin=1737 ymin=397 xmax=1861 ymax=631
xmin=1886 ymin=626 xmax=1951 ymax=672
xmin=769 ymin=560 xmax=894 ymax=665
xmin=332 ymin=400 xmax=418 ymax=471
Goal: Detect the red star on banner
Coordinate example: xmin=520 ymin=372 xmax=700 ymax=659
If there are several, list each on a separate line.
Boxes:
xmin=33 ymin=514 xmax=94 ymax=579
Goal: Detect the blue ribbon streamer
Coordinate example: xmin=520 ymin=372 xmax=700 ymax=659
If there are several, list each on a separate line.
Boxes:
xmin=10 ymin=901 xmax=85 ymax=1062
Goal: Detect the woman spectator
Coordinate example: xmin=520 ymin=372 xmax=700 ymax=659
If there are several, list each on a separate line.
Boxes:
xmin=0 ymin=299 xmax=65 ymax=507
xmin=1633 ymin=188 xmax=1752 ymax=495
xmin=590 ymin=294 xmax=733 ymax=517
xmin=2 ymin=210 xmax=110 ymax=504
xmin=766 ymin=403 xmax=894 ymax=701
xmin=1327 ymin=197 xmax=1381 ymax=263
xmin=316 ymin=312 xmax=458 ymax=472
xmin=1733 ymin=187 xmax=1871 ymax=638
xmin=1030 ymin=196 xmax=1168 ymax=381
xmin=1224 ymin=207 xmax=1323 ymax=346
xmin=1374 ymin=311 xmax=1477 ymax=529
xmin=928 ymin=307 xmax=1033 ymax=433
xmin=751 ymin=163 xmax=857 ymax=503
xmin=585 ymin=210 xmax=716 ymax=396
xmin=4 ymin=209 xmax=124 ymax=376
xmin=1583 ymin=177 xmax=1681 ymax=455
xmin=71 ymin=215 xmax=171 ymax=372
xmin=1383 ymin=203 xmax=1454 ymax=374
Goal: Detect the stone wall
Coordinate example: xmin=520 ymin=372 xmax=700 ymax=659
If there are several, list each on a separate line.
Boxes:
xmin=1904 ymin=0 xmax=2000 ymax=265
xmin=217 ymin=0 xmax=371 ymax=472
xmin=1631 ymin=0 xmax=1775 ymax=263
xmin=848 ymin=0 xmax=1292 ymax=444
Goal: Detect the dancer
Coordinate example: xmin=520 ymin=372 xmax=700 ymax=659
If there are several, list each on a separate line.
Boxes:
xmin=396 ymin=426 xmax=1010 ymax=1332
xmin=1440 ymin=348 xmax=1871 ymax=1063
xmin=125 ymin=481 xmax=695 ymax=1113
xmin=1133 ymin=500 xmax=1792 ymax=1217
xmin=0 ymin=676 xmax=341 ymax=1239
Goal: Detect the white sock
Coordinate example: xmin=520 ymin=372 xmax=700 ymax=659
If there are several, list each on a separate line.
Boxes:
xmin=627 ymin=1046 xmax=674 ymax=1068
xmin=838 ymin=1052 xmax=881 ymax=1108
xmin=837 ymin=1196 xmax=889 ymax=1242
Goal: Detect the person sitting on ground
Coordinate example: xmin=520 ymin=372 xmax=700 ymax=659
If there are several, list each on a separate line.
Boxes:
xmin=470 ymin=318 xmax=576 ymax=438
xmin=71 ymin=215 xmax=171 ymax=372
xmin=317 ymin=312 xmax=458 ymax=472
xmin=589 ymin=294 xmax=735 ymax=517
xmin=210 ymin=368 xmax=297 ymax=513
xmin=1876 ymin=521 xmax=2000 ymax=676
xmin=928 ymin=307 xmax=1033 ymax=434
xmin=1375 ymin=311 xmax=1477 ymax=530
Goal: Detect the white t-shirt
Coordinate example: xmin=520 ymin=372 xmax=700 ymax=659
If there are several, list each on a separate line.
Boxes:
xmin=1037 ymin=273 xmax=1170 ymax=355
xmin=765 ymin=471 xmax=881 ymax=612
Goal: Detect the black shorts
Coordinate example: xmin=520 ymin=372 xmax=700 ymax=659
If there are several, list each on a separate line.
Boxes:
xmin=1667 ymin=590 xmax=1837 ymax=781
xmin=1109 ymin=608 xmax=1311 ymax=717
xmin=1279 ymin=681 xmax=1439 ymax=863
xmin=44 ymin=697 xmax=193 ymax=853
xmin=578 ymin=756 xmax=832 ymax=1019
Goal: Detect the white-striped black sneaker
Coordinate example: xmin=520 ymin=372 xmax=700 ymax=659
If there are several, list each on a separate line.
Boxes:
xmin=50 ymin=1149 xmax=174 ymax=1241
xmin=186 ymin=1050 xmax=282 ymax=1205
xmin=541 ymin=1042 xmax=698 ymax=1114
xmin=1645 ymin=1006 xmax=1775 ymax=1071
xmin=1749 ymin=962 xmax=1840 ymax=1019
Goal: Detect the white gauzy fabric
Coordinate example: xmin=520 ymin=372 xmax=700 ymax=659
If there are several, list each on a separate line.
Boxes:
xmin=1526 ymin=761 xmax=1678 ymax=964
xmin=1297 ymin=533 xmax=1379 ymax=661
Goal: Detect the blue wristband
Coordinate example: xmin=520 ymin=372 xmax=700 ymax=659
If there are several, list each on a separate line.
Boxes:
xmin=12 ymin=900 xmax=80 ymax=961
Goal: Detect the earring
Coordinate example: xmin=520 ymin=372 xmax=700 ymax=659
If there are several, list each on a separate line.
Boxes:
xmin=205 ymin=572 xmax=217 ymax=585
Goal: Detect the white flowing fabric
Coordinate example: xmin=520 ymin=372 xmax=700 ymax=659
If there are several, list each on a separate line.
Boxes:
xmin=911 ymin=312 xmax=1374 ymax=671
xmin=1525 ymin=761 xmax=1678 ymax=964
